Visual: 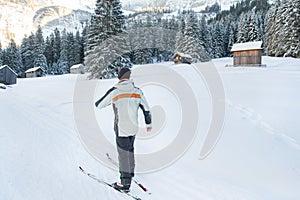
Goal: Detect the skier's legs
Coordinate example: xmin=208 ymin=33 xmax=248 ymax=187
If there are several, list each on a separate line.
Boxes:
xmin=128 ymin=136 xmax=135 ymax=178
xmin=116 ymin=136 xmax=135 ymax=186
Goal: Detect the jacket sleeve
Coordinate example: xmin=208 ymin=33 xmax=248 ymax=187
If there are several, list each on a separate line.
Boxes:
xmin=95 ymin=87 xmax=116 ymax=109
xmin=138 ymin=89 xmax=152 ymax=127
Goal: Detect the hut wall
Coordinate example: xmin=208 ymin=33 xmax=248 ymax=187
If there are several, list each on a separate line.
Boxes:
xmin=233 ymin=50 xmax=262 ymax=66
xmin=0 ymin=67 xmax=17 ymax=85
xmin=0 ymin=69 xmax=4 ymax=82
xmin=26 ymin=72 xmax=34 ymax=78
xmin=6 ymin=69 xmax=17 ymax=84
xmin=26 ymin=70 xmax=43 ymax=78
xmin=36 ymin=70 xmax=43 ymax=77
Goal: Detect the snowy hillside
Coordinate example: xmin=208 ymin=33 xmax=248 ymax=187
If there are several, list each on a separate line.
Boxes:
xmin=1 ymin=56 xmax=300 ymax=200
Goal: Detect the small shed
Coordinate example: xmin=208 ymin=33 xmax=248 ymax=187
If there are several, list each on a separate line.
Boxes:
xmin=70 ymin=64 xmax=85 ymax=74
xmin=231 ymin=41 xmax=263 ymax=66
xmin=25 ymin=67 xmax=44 ymax=78
xmin=173 ymin=52 xmax=192 ymax=64
xmin=0 ymin=65 xmax=17 ymax=85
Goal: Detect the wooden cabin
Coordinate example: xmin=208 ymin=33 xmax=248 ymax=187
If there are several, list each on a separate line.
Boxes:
xmin=173 ymin=52 xmax=192 ymax=64
xmin=231 ymin=41 xmax=263 ymax=66
xmin=25 ymin=67 xmax=43 ymax=78
xmin=0 ymin=65 xmax=17 ymax=85
xmin=70 ymin=64 xmax=85 ymax=74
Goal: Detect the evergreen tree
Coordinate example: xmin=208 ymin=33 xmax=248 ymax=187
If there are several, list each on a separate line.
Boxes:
xmin=82 ymin=26 xmax=88 ymax=62
xmin=44 ymin=35 xmax=54 ymax=74
xmin=161 ymin=19 xmax=171 ymax=61
xmin=57 ymin=29 xmax=69 ymax=74
xmin=144 ymin=14 xmax=155 ymax=62
xmin=175 ymin=16 xmax=186 ymax=53
xmin=155 ymin=16 xmax=165 ymax=62
xmin=180 ymin=12 xmax=210 ymax=62
xmin=75 ymin=31 xmax=84 ymax=64
xmin=35 ymin=26 xmax=45 ymax=50
xmin=256 ymin=10 xmax=266 ymax=42
xmin=227 ymin=23 xmax=236 ymax=56
xmin=206 ymin=25 xmax=214 ymax=58
xmin=53 ymin=28 xmax=61 ymax=65
xmin=85 ymin=0 xmax=132 ymax=79
xmin=212 ymin=23 xmax=224 ymax=58
xmin=85 ymin=0 xmax=109 ymax=55
xmin=254 ymin=0 xmax=270 ymax=12
xmin=161 ymin=16 xmax=178 ymax=61
xmin=248 ymin=11 xmax=259 ymax=41
xmin=290 ymin=0 xmax=300 ymax=57
xmin=126 ymin=19 xmax=136 ymax=62
xmin=271 ymin=0 xmax=285 ymax=56
xmin=111 ymin=0 xmax=125 ymax=34
xmin=108 ymin=0 xmax=133 ymax=71
xmin=237 ymin=13 xmax=249 ymax=43
xmin=266 ymin=0 xmax=299 ymax=57
xmin=4 ymin=39 xmax=23 ymax=77
xmin=278 ymin=0 xmax=300 ymax=57
xmin=152 ymin=15 xmax=164 ymax=62
xmin=33 ymin=26 xmax=47 ymax=72
xmin=265 ymin=1 xmax=278 ymax=56
xmin=132 ymin=19 xmax=152 ymax=64
xmin=222 ymin=23 xmax=230 ymax=57
xmin=199 ymin=15 xmax=211 ymax=54
xmin=67 ymin=32 xmax=76 ymax=67
xmin=33 ymin=53 xmax=47 ymax=73
xmin=168 ymin=16 xmax=179 ymax=55
xmin=21 ymin=34 xmax=35 ymax=72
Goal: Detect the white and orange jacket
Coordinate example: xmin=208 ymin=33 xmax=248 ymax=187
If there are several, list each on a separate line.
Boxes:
xmin=95 ymin=80 xmax=152 ymax=137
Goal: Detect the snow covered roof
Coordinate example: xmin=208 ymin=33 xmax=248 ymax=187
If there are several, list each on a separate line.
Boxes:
xmin=25 ymin=67 xmax=43 ymax=73
xmin=70 ymin=64 xmax=84 ymax=69
xmin=173 ymin=52 xmax=192 ymax=59
xmin=0 ymin=65 xmax=18 ymax=75
xmin=231 ymin=41 xmax=263 ymax=52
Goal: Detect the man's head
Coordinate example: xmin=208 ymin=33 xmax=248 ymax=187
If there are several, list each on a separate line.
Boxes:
xmin=118 ymin=68 xmax=131 ymax=80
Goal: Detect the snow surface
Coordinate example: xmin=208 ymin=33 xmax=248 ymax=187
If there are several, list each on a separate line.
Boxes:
xmin=231 ymin=41 xmax=263 ymax=52
xmin=0 ymin=56 xmax=300 ymax=200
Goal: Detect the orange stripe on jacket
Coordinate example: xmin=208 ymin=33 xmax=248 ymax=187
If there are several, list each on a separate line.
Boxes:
xmin=112 ymin=94 xmax=141 ymax=102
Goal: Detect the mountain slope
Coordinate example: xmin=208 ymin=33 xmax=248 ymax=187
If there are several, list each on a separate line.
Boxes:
xmin=0 ymin=56 xmax=300 ymax=200
xmin=0 ymin=0 xmax=243 ymax=48
xmin=0 ymin=1 xmax=91 ymax=48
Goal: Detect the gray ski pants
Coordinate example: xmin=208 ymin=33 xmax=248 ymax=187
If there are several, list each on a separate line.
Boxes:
xmin=116 ymin=136 xmax=135 ymax=186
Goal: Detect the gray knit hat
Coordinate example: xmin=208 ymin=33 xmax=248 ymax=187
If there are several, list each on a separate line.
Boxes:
xmin=118 ymin=68 xmax=131 ymax=80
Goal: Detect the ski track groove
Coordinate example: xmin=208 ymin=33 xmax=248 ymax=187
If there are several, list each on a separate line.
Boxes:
xmin=226 ymin=99 xmax=300 ymax=150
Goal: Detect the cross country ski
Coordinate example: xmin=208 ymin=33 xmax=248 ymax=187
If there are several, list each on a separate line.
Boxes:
xmin=106 ymin=153 xmax=151 ymax=195
xmin=79 ymin=166 xmax=142 ymax=200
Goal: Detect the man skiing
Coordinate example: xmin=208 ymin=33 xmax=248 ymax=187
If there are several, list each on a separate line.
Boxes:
xmin=95 ymin=68 xmax=152 ymax=193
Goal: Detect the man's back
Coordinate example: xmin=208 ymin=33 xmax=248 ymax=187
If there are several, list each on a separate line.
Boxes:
xmin=95 ymin=79 xmax=151 ymax=137
xmin=112 ymin=80 xmax=144 ymax=136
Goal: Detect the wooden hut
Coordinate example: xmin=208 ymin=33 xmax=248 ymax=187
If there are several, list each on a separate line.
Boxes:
xmin=25 ymin=67 xmax=44 ymax=78
xmin=231 ymin=41 xmax=263 ymax=66
xmin=0 ymin=65 xmax=17 ymax=85
xmin=70 ymin=64 xmax=85 ymax=74
xmin=173 ymin=52 xmax=192 ymax=64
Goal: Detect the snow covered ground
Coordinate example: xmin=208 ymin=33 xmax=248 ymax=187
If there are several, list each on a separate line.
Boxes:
xmin=0 ymin=56 xmax=300 ymax=200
